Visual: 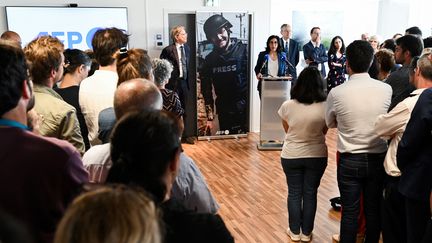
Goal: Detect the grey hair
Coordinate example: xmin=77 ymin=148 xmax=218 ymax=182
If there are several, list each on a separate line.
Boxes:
xmin=152 ymin=58 xmax=173 ymax=87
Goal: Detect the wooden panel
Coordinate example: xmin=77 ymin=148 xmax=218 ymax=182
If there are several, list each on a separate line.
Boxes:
xmin=183 ymin=129 xmax=342 ymax=242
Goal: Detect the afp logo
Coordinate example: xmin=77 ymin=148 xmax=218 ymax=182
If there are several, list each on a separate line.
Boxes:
xmin=37 ymin=27 xmax=101 ymax=49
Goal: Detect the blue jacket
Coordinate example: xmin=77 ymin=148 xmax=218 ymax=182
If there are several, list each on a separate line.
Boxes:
xmin=397 ymin=88 xmax=432 ymax=201
xmin=303 ymin=41 xmax=328 ymax=77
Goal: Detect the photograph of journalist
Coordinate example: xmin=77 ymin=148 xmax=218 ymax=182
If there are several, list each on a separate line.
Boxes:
xmin=198 ymin=13 xmax=249 ymax=136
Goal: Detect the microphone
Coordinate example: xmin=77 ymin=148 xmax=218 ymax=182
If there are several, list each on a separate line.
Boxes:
xmin=259 ymin=54 xmax=269 ymax=74
xmin=281 ymin=53 xmax=295 ymax=69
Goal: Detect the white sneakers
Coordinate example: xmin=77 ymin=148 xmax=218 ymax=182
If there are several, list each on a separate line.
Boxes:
xmin=287 ymin=228 xmax=301 ymax=241
xmin=286 ymin=228 xmax=312 ymax=242
xmin=301 ymin=233 xmax=312 ymax=242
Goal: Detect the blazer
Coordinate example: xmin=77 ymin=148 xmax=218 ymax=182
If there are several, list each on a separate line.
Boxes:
xmin=254 ymin=51 xmax=289 ymax=96
xmin=160 ymin=43 xmax=191 ymax=90
xmin=303 ymin=41 xmax=328 ymax=77
xmin=397 ymin=88 xmax=432 ymax=201
xmin=280 ymin=38 xmax=300 ymax=80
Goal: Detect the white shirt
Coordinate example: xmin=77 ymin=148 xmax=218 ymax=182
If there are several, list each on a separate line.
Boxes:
xmin=278 ymin=100 xmax=327 ymax=158
xmin=82 ymin=144 xmax=220 ymax=213
xmin=79 ymin=70 xmax=118 ymax=145
xmin=175 ymin=43 xmax=184 ymax=78
xmin=374 ymin=88 xmax=425 ymax=176
xmin=282 ymin=38 xmax=290 ymax=52
xmin=268 ymin=57 xmax=279 ymax=77
xmin=326 ymin=73 xmax=392 ymax=153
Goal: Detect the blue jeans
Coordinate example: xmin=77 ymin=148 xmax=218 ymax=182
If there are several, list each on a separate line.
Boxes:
xmin=281 ymin=157 xmax=327 ymax=235
xmin=338 ymin=152 xmax=385 ymax=243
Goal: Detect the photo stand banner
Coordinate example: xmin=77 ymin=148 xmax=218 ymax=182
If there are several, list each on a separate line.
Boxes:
xmin=195 ymin=11 xmax=250 ymax=140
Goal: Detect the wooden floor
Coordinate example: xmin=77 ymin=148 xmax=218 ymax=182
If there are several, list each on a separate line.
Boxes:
xmin=183 ymin=129 xmax=341 ymax=243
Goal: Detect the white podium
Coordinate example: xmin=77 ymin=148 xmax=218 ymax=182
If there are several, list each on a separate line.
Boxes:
xmin=258 ymin=77 xmax=291 ymax=150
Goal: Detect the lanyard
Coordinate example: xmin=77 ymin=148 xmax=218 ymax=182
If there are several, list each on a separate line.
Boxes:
xmin=0 ymin=119 xmax=31 ymax=131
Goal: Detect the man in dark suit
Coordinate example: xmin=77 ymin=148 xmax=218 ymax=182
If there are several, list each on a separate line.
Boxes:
xmin=303 ymin=27 xmax=328 ymax=77
xmin=280 ymin=24 xmax=299 ymax=81
xmin=160 ymin=25 xmax=194 ymax=144
xmin=397 ymin=56 xmax=432 ymax=243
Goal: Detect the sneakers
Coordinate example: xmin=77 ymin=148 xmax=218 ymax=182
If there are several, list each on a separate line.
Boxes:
xmin=301 ymin=233 xmax=312 ymax=242
xmin=286 ymin=228 xmax=301 ymax=241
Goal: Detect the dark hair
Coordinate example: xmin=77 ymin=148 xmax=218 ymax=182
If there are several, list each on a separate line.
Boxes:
xmin=423 ymin=37 xmax=432 ymax=48
xmin=409 ymin=56 xmax=419 ymax=77
xmin=265 ymin=35 xmax=282 ymax=53
xmin=117 ymin=48 xmax=152 ymax=85
xmin=0 ymin=43 xmax=29 ymax=117
xmin=346 ymin=40 xmax=374 ymax=73
xmin=375 ymin=49 xmax=395 ymax=73
xmin=84 ymin=50 xmax=99 ymax=76
xmin=396 ymin=34 xmax=424 ymax=57
xmin=106 ymin=110 xmax=181 ymax=204
xmin=380 ymin=39 xmax=396 ymax=52
xmin=92 ymin=28 xmax=129 ymax=66
xmin=291 ymin=67 xmax=326 ymax=104
xmin=310 ymin=27 xmax=320 ymax=35
xmin=328 ymin=36 xmax=346 ymax=55
xmin=405 ymin=26 xmax=422 ymax=37
xmin=24 ymin=35 xmax=64 ymax=85
xmin=63 ymin=49 xmax=91 ymax=75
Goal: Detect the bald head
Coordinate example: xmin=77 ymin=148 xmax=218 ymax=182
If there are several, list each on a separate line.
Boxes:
xmin=114 ymin=78 xmax=163 ymax=119
xmin=1 ymin=31 xmax=22 ymax=46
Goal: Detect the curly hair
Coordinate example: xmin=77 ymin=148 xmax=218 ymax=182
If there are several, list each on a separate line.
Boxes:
xmin=152 ymin=58 xmax=173 ymax=87
xmin=375 ymin=49 xmax=395 ymax=74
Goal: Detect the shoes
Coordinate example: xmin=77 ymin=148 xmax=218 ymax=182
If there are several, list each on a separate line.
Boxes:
xmin=301 ymin=233 xmax=312 ymax=242
xmin=332 ymin=234 xmax=340 ymax=243
xmin=181 ymin=137 xmax=195 ymax=144
xmin=286 ymin=228 xmax=300 ymax=241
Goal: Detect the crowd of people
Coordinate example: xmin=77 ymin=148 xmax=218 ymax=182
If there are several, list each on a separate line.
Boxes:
xmin=272 ymin=25 xmax=432 ymax=243
xmin=0 ymin=20 xmax=431 ymax=243
xmin=0 ymin=26 xmax=231 ymax=243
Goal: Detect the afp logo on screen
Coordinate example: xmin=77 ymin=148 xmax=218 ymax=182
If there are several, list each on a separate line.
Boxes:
xmin=37 ymin=27 xmax=101 ymax=49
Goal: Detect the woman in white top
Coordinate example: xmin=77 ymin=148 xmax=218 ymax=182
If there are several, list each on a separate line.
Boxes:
xmin=278 ymin=66 xmax=328 ymax=242
xmin=254 ymin=35 xmax=290 ymax=98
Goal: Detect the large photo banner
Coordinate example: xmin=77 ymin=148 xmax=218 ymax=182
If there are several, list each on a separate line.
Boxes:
xmin=196 ymin=12 xmax=250 ymax=137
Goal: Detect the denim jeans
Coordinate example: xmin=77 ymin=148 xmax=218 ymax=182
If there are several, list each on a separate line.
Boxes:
xmin=337 ymin=152 xmax=385 ymax=243
xmin=281 ymin=157 xmax=327 ymax=235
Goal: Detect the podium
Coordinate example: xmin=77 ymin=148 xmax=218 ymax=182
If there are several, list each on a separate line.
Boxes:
xmin=258 ymin=76 xmax=291 ymax=150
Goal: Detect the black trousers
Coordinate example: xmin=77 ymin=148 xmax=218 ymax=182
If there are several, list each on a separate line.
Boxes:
xmin=381 ymin=175 xmax=406 ymax=243
xmin=405 ymin=196 xmax=430 ymax=243
xmin=175 ymin=78 xmax=194 ymax=138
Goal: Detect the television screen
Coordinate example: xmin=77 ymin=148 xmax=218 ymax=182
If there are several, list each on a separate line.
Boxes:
xmin=5 ymin=6 xmax=128 ymax=50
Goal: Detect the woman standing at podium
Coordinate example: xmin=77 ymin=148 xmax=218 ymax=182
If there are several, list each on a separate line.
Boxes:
xmin=278 ymin=67 xmax=328 ymax=242
xmin=255 ymin=35 xmax=290 ymax=98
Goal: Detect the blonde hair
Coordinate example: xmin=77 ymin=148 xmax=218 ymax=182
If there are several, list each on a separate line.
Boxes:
xmin=54 ymin=185 xmax=161 ymax=243
xmin=170 ymin=25 xmax=185 ymax=43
